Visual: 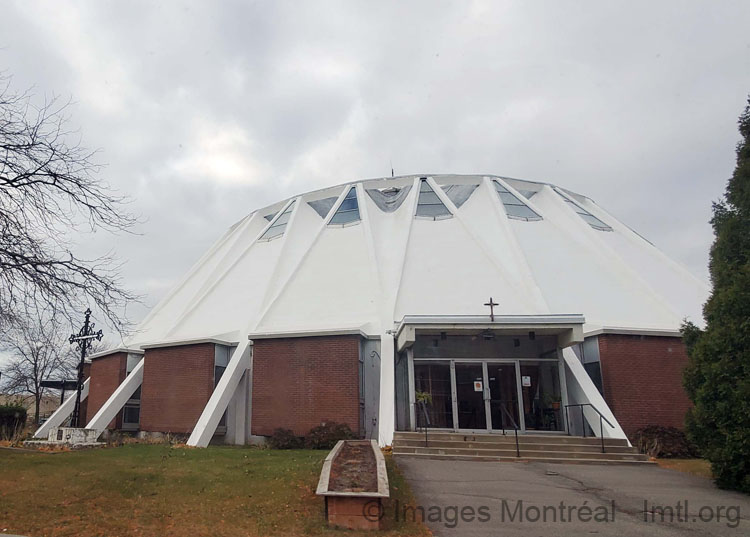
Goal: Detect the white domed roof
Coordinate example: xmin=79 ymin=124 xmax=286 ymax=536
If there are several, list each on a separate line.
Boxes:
xmin=129 ymin=174 xmax=709 ymax=347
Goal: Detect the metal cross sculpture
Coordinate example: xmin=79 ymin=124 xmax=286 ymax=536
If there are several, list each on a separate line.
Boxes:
xmin=484 ymin=297 xmax=499 ymax=322
xmin=68 ymin=308 xmax=103 ymax=428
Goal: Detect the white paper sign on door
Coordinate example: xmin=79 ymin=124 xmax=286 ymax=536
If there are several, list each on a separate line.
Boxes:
xmin=522 ymin=375 xmax=532 ymax=387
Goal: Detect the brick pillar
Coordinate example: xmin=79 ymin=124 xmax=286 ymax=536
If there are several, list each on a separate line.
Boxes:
xmin=139 ymin=343 xmax=215 ymax=434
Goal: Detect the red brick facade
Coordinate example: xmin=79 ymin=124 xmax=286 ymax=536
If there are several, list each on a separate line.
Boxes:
xmin=139 ymin=343 xmax=215 ymax=434
xmin=251 ymin=335 xmax=361 ymax=437
xmin=86 ymin=352 xmax=127 ymax=428
xmin=598 ymin=334 xmax=692 ymax=437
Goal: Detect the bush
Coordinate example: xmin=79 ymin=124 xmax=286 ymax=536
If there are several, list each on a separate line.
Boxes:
xmin=268 ymin=428 xmax=303 ymax=449
xmin=304 ymin=422 xmax=355 ymax=450
xmin=633 ymin=425 xmax=699 ymax=458
xmin=0 ymin=404 xmax=27 ymax=440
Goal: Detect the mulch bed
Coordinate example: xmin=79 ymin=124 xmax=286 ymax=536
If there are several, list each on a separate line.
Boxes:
xmin=328 ymin=441 xmax=378 ymax=493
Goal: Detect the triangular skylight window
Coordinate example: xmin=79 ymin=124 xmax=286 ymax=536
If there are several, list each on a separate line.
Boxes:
xmin=441 ymin=184 xmax=478 ymax=208
xmin=259 ymin=200 xmax=295 ymax=240
xmin=416 ymin=179 xmax=452 ymax=219
xmin=493 ymin=180 xmax=542 ymax=221
xmin=555 ymin=189 xmax=612 ymax=231
xmin=307 ymin=196 xmax=338 ymax=219
xmin=329 ymin=186 xmax=360 ymax=225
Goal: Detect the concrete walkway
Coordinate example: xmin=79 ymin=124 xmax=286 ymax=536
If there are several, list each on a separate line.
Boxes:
xmin=396 ymin=458 xmax=749 ymax=536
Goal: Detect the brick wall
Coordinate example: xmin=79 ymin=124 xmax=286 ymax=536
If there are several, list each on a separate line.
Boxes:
xmin=139 ymin=343 xmax=215 ymax=434
xmin=252 ymin=335 xmax=361 ymax=437
xmin=86 ymin=352 xmax=127 ymax=427
xmin=598 ymin=334 xmax=691 ymax=438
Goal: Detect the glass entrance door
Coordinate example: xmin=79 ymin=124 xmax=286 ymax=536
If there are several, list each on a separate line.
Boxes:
xmin=487 ymin=362 xmax=521 ymax=431
xmin=412 ymin=358 xmax=563 ymax=433
xmin=454 ymin=363 xmax=487 ymax=430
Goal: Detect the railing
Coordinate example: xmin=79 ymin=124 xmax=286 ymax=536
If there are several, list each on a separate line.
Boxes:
xmin=496 ymin=403 xmax=521 ymax=457
xmin=564 ymin=403 xmax=615 ymax=453
xmin=415 ymin=400 xmax=431 ymax=447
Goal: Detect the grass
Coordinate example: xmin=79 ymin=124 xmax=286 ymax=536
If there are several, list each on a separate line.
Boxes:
xmin=657 ymin=458 xmax=714 ymax=479
xmin=0 ymin=444 xmax=430 ymax=537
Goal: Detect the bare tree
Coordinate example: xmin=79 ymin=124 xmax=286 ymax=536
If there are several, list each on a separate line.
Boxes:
xmin=0 ymin=74 xmax=139 ymax=333
xmin=1 ymin=303 xmax=78 ymax=424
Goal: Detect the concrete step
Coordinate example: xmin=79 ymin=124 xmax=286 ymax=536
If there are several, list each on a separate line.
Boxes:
xmin=393 ymin=445 xmax=648 ymax=461
xmin=394 ymin=439 xmax=639 ymax=454
xmin=393 ymin=431 xmax=630 ymax=447
xmin=394 ymin=452 xmax=655 ymax=465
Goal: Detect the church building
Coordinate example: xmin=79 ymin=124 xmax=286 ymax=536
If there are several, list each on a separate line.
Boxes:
xmin=35 ymin=174 xmax=708 ymax=449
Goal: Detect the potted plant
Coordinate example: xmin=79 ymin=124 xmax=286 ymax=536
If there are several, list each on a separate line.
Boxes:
xmin=543 ymin=393 xmax=562 ymax=410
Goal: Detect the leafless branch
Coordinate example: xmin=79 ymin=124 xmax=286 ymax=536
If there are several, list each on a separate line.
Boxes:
xmin=0 ymin=74 xmax=141 ymax=333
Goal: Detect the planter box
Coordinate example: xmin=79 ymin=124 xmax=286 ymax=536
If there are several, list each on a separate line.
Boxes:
xmin=316 ymin=440 xmax=389 ymax=530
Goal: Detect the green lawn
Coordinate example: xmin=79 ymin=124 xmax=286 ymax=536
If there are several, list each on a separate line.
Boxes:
xmin=0 ymin=445 xmax=429 ymax=537
xmin=657 ymin=458 xmax=714 ymax=479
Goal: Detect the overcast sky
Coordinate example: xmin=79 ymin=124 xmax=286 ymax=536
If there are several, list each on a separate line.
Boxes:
xmin=2 ymin=1 xmax=749 ymax=336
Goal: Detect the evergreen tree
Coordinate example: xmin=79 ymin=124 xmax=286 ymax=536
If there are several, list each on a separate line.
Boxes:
xmin=682 ymin=97 xmax=750 ymax=493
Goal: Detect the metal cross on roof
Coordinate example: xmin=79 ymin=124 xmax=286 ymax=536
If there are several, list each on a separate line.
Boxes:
xmin=68 ymin=308 xmax=103 ymax=428
xmin=484 ymin=297 xmax=499 ymax=322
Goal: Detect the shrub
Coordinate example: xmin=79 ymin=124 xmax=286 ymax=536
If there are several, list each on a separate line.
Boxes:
xmin=268 ymin=428 xmax=303 ymax=449
xmin=681 ymin=100 xmax=750 ymax=492
xmin=0 ymin=404 xmax=27 ymax=440
xmin=633 ymin=425 xmax=699 ymax=458
xmin=304 ymin=422 xmax=355 ymax=450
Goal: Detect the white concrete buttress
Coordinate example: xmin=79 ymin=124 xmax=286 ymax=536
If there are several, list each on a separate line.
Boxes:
xmin=561 ymin=347 xmax=629 ymax=443
xmin=86 ymin=359 xmax=145 ymax=436
xmin=187 ymin=340 xmax=252 ymax=447
xmin=33 ymin=379 xmax=90 ymax=438
xmin=377 ymin=332 xmax=396 ymax=446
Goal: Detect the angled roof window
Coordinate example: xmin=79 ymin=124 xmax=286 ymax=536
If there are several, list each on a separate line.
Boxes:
xmin=264 ymin=212 xmax=278 ymax=222
xmin=307 ymin=196 xmax=338 ymax=219
xmin=259 ymin=200 xmax=295 ymax=240
xmin=555 ymin=189 xmax=612 ymax=231
xmin=416 ymin=179 xmax=452 ymax=219
xmin=493 ymin=180 xmax=542 ymax=221
xmin=329 ymin=186 xmax=361 ymax=225
xmin=441 ymin=184 xmax=478 ymax=208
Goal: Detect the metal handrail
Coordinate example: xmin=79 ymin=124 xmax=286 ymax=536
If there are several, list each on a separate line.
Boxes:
xmin=416 ymin=400 xmax=431 ymax=447
xmin=564 ymin=403 xmax=615 ymax=453
xmin=496 ymin=403 xmax=521 ymax=457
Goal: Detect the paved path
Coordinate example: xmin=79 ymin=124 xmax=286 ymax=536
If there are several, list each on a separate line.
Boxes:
xmin=396 ymin=458 xmax=749 ymax=536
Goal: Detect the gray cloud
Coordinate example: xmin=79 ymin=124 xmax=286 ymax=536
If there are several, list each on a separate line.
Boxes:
xmin=1 ymin=0 xmax=749 ymax=336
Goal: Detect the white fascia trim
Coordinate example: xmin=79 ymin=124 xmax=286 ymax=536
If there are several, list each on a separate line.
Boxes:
xmin=584 ymin=326 xmax=682 ymax=338
xmin=140 ymin=337 xmax=239 ymax=350
xmin=248 ymin=328 xmax=378 ymax=340
xmin=398 ymin=314 xmax=585 ymax=331
xmin=89 ymin=347 xmax=144 ymax=360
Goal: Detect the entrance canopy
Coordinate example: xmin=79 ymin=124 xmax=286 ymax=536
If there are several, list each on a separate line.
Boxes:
xmin=395 ymin=314 xmax=585 ymax=352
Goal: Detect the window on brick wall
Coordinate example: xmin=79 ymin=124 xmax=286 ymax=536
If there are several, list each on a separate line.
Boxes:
xmin=214 ymin=365 xmax=227 ymax=427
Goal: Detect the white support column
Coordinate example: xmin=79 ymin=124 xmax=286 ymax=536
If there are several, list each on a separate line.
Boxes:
xmin=187 ymin=340 xmax=252 ymax=447
xmin=224 ymin=370 xmax=249 ymax=445
xmin=33 ymin=379 xmax=90 ymax=438
xmin=377 ymin=332 xmax=396 ymax=446
xmin=86 ymin=359 xmax=145 ymax=436
xmin=561 ymin=347 xmax=629 ymax=443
